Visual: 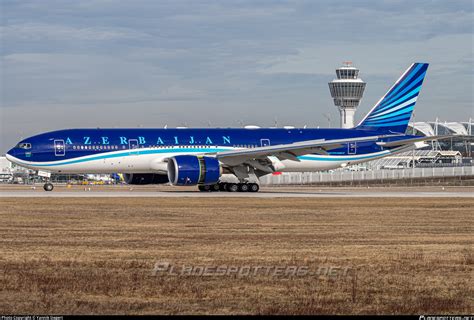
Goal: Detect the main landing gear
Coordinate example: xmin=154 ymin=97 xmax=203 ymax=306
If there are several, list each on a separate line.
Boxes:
xmin=198 ymin=182 xmax=259 ymax=193
xmin=43 ymin=182 xmax=54 ymax=191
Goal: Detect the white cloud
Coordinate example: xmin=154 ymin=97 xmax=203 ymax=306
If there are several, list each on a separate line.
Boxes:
xmin=2 ymin=53 xmax=203 ymax=106
xmin=1 ymin=0 xmax=472 ymax=152
xmin=257 ymin=33 xmax=473 ymax=77
xmin=0 ymin=23 xmax=151 ymax=41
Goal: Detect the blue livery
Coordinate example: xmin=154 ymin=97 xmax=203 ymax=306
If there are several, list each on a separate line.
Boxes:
xmin=357 ymin=63 xmax=428 ymax=133
xmin=6 ymin=63 xmax=439 ymax=192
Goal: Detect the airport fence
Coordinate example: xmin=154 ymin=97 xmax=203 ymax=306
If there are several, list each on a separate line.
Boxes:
xmin=260 ymin=166 xmax=474 ymax=186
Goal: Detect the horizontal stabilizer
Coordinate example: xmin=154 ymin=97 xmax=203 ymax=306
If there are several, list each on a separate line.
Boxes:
xmin=376 ymin=135 xmax=454 ymax=148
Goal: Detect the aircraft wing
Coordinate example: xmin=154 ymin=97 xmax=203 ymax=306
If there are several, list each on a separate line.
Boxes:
xmin=214 ymin=136 xmax=380 ymax=166
xmin=213 ymin=134 xmax=457 ymax=174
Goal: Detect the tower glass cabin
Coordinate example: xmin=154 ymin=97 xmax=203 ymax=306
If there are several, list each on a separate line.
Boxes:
xmin=328 ymin=62 xmax=366 ymax=128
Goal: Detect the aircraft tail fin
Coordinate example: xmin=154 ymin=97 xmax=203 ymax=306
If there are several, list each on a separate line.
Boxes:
xmin=356 ymin=63 xmax=429 ymax=134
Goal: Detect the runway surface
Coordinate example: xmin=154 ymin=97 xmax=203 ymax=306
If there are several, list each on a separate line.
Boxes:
xmin=1 ymin=188 xmax=473 ymax=198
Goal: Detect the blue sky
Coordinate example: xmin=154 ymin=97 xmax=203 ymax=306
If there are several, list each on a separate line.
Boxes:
xmin=1 ymin=0 xmax=473 ymax=152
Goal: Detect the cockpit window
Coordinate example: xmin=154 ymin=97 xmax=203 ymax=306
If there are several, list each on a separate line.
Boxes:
xmin=17 ymin=142 xmax=32 ymax=149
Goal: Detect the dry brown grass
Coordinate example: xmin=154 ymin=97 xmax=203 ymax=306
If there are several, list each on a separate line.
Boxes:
xmin=0 ymin=197 xmax=472 ymax=314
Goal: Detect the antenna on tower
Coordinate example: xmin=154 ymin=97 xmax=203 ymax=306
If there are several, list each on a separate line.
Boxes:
xmin=323 ymin=113 xmax=332 ymax=128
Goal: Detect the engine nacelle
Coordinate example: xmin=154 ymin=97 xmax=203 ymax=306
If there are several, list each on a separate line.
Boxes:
xmin=167 ymin=155 xmax=221 ymax=186
xmin=123 ymin=173 xmax=169 ymax=185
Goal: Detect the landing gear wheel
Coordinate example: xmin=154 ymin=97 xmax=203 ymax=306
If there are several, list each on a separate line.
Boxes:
xmin=211 ymin=184 xmax=220 ymax=192
xmin=198 ymin=185 xmax=211 ymax=192
xmin=198 ymin=184 xmax=212 ymax=192
xmin=43 ymin=183 xmax=54 ymax=192
xmin=219 ymin=183 xmax=227 ymax=191
xmin=239 ymin=183 xmax=250 ymax=192
xmin=227 ymin=183 xmax=239 ymax=192
xmin=249 ymin=183 xmax=259 ymax=192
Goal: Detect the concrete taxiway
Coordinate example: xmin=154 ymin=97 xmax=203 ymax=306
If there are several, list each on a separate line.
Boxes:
xmin=1 ymin=186 xmax=473 ymax=198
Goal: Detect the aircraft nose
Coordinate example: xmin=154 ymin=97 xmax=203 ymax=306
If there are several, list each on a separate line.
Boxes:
xmin=6 ymin=147 xmax=17 ymax=161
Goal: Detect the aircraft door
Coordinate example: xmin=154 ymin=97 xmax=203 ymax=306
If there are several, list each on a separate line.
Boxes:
xmin=348 ymin=142 xmax=357 ymax=154
xmin=129 ymin=139 xmax=139 ymax=154
xmin=54 ymin=139 xmax=65 ymax=156
xmin=261 ymin=139 xmax=271 ymax=147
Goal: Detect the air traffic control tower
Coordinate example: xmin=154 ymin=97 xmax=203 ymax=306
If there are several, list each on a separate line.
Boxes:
xmin=328 ymin=62 xmax=366 ymax=128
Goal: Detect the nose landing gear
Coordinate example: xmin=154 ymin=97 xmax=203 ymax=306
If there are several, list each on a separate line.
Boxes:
xmin=43 ymin=182 xmax=54 ymax=191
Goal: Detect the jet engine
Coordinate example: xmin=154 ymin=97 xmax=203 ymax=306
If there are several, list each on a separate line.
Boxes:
xmin=167 ymin=155 xmax=221 ymax=186
xmin=123 ymin=173 xmax=169 ymax=185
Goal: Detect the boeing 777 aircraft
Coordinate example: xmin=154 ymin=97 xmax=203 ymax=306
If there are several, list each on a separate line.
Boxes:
xmin=7 ymin=63 xmax=445 ymax=192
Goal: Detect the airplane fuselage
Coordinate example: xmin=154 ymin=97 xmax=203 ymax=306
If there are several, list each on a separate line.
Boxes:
xmin=5 ymin=63 xmax=431 ymax=192
xmin=6 ymin=127 xmax=410 ymax=174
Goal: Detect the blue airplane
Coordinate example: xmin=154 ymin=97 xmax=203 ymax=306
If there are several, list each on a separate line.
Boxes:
xmin=6 ymin=63 xmax=445 ymax=192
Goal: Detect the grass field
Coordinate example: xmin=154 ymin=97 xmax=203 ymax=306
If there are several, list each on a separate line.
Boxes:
xmin=0 ymin=197 xmax=472 ymax=314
